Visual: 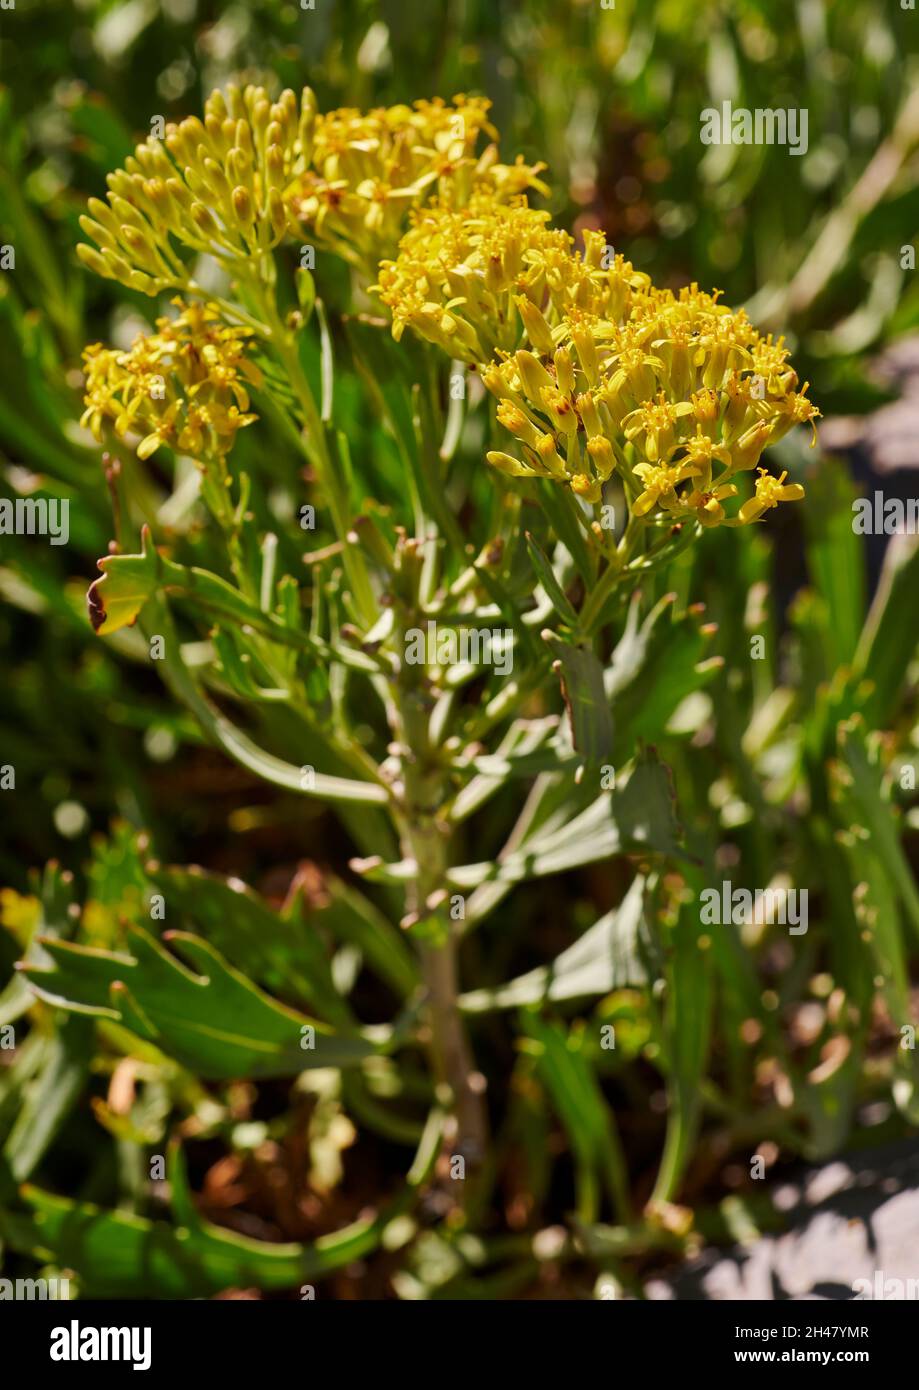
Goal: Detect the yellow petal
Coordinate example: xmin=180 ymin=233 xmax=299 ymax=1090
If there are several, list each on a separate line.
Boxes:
xmin=738 ymin=497 xmax=765 ymax=524
xmin=137 ymin=433 xmax=162 ymax=460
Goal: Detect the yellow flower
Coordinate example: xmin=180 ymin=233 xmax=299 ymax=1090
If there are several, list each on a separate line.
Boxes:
xmin=622 ymin=393 xmax=695 ymax=462
xmin=632 ymin=460 xmax=703 ymax=517
xmin=762 ymin=384 xmax=821 ymax=445
xmin=286 ymin=95 xmax=549 ymax=274
xmin=681 ymin=482 xmax=739 ymax=527
xmin=674 ymin=425 xmax=732 ymax=475
xmin=481 ymin=264 xmax=815 ymax=526
xmin=374 ymin=194 xmax=567 ymax=362
xmin=378 ymin=197 xmax=654 ymax=372
xmin=738 ymin=469 xmax=806 ymax=524
xmin=80 ymin=299 xmax=259 ymax=462
xmin=749 ymin=334 xmax=796 ymax=393
xmin=76 ymin=85 xmax=817 ymax=547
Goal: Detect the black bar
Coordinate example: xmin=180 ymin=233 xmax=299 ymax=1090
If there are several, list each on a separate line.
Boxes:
xmin=5 ymin=1295 xmax=912 ymax=1377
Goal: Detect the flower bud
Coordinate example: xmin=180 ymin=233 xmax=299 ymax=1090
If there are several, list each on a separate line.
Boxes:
xmin=554 ymin=347 xmax=575 ymax=396
xmin=514 ymin=349 xmax=554 ymax=402
xmin=232 ymin=186 xmax=254 ymax=226
xmin=268 ymin=188 xmax=288 ymax=240
xmin=191 ymin=202 xmax=218 ymax=237
xmin=515 ymin=295 xmax=554 ymax=355
xmin=570 ymin=473 xmax=601 ymax=503
xmin=587 ymin=435 xmax=615 ymax=481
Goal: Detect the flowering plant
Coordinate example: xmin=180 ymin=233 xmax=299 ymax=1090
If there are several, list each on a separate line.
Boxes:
xmin=12 ymin=86 xmax=843 ymax=1289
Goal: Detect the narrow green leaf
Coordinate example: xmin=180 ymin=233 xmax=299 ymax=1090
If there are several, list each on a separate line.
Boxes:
xmin=544 ymin=632 xmax=614 ymax=766
xmin=447 ymin=752 xmax=681 ymax=888
xmin=525 ymin=532 xmax=579 ymax=627
xmin=853 ymin=534 xmax=919 ymax=727
xmin=2 ymin=1019 xmax=93 ymax=1182
xmin=521 ymin=1016 xmax=630 ymax=1223
xmin=651 ymin=873 xmax=712 ymax=1204
xmin=804 ymin=459 xmax=865 ymax=671
xmin=461 ymin=876 xmax=650 ymax=1013
xmin=838 ymin=716 xmax=919 ymax=941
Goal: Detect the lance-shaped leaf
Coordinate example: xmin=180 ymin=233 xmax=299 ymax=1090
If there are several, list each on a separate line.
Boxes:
xmin=461 ymin=875 xmax=652 ymax=1013
xmin=836 ymin=715 xmax=919 ymax=942
xmin=150 ymin=598 xmax=389 ymax=806
xmin=445 ymin=752 xmax=681 ymax=889
xmin=543 ymin=631 xmax=614 ymax=766
xmin=451 ymin=716 xmax=568 ymax=824
xmin=149 ymin=861 xmax=418 ymax=1008
xmin=847 ymin=841 xmax=919 ymax=1125
xmin=2 ymin=1019 xmax=93 ymax=1182
xmin=18 ymin=925 xmax=385 ymax=1078
xmin=146 ymin=863 xmax=350 ymax=1024
xmin=525 ymin=533 xmax=579 ymax=628
xmin=853 ymin=533 xmax=919 ymax=728
xmin=521 ymin=1015 xmax=630 ymax=1223
xmin=605 ymin=591 xmax=722 ymax=757
xmin=651 ymin=866 xmax=713 ymax=1204
xmin=804 ymin=460 xmax=865 ymax=673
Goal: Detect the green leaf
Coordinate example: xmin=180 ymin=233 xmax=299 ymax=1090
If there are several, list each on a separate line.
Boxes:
xmin=461 ymin=876 xmax=651 ymax=1013
xmin=521 ymin=1016 xmax=630 ymax=1223
xmin=837 ymin=716 xmax=919 ymax=942
xmin=91 ymin=526 xmax=385 ymax=675
xmin=452 ymin=716 xmax=568 ymax=823
xmin=848 ymin=843 xmax=919 ymax=1123
xmin=6 ymin=1128 xmax=441 ymax=1298
xmin=525 ymin=533 xmax=579 ymax=627
xmin=146 ymin=863 xmax=350 ymax=1023
xmin=2 ymin=1019 xmax=93 ymax=1182
xmin=446 ymin=751 xmax=681 ymax=889
xmin=853 ymin=534 xmax=919 ymax=727
xmin=87 ymin=526 xmax=159 ymax=635
xmin=606 ymin=590 xmax=722 ymax=756
xmin=541 ymin=480 xmax=594 ymax=587
xmin=296 ymin=267 xmax=316 ymax=321
xmin=804 ymin=459 xmax=865 ymax=672
xmin=20 ymin=926 xmax=384 ymax=1079
xmin=315 ymin=872 xmax=420 ymax=1000
xmin=544 ymin=632 xmax=614 ymax=766
xmin=651 ymin=872 xmax=713 ymax=1203
xmin=150 ymin=599 xmax=389 ymax=805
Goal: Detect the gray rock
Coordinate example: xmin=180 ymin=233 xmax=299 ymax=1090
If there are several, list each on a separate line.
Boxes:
xmin=645 ymin=1140 xmax=919 ymax=1300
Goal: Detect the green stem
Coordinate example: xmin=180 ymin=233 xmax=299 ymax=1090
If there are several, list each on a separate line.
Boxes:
xmin=579 ymin=555 xmax=624 ymax=635
xmin=246 ymin=274 xmax=377 ymax=626
xmin=390 ymin=601 xmax=488 ymax=1172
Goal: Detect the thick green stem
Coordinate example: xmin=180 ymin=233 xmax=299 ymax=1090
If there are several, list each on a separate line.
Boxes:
xmin=418 ymin=932 xmax=487 ymax=1166
xmin=390 ymin=588 xmax=488 ymax=1170
xmin=401 ymin=808 xmax=488 ymax=1170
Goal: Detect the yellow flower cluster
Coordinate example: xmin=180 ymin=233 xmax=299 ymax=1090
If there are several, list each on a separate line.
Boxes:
xmin=479 ymin=270 xmax=817 ymax=523
xmin=74 ymin=84 xmax=816 ymax=531
xmin=77 ymin=85 xmax=314 ymax=295
xmin=374 ymin=206 xmax=649 ymax=366
xmin=81 ymin=299 xmax=261 ymax=460
xmin=286 ymin=95 xmax=549 ymax=274
xmin=76 ymin=86 xmax=548 ymax=294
